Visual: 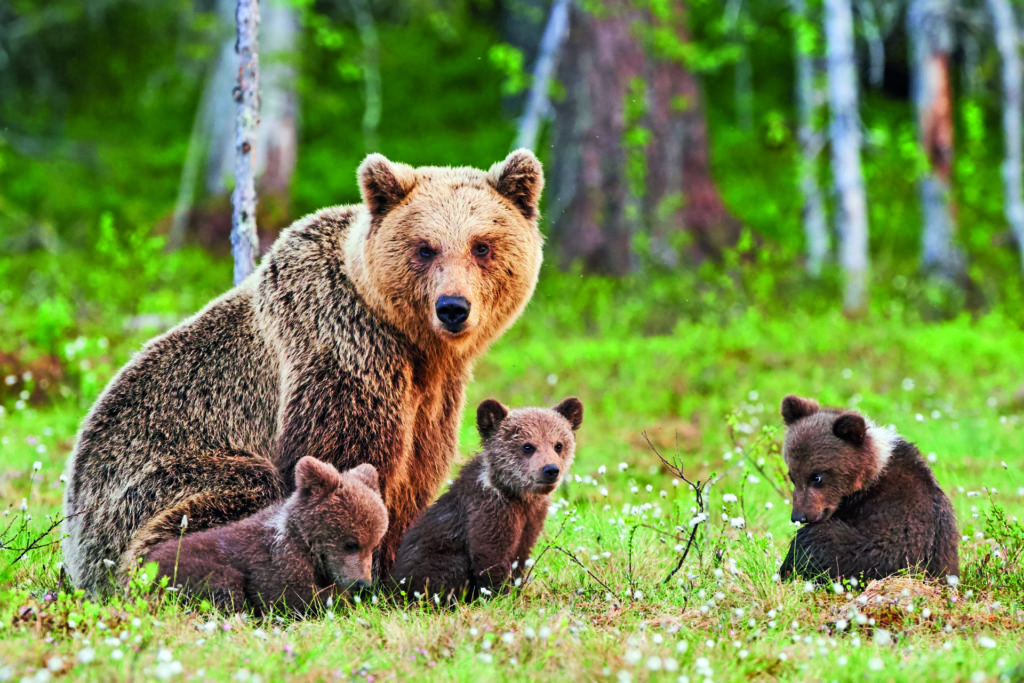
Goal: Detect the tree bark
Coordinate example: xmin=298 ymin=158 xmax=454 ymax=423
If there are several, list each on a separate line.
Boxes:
xmin=825 ymin=0 xmax=869 ymax=313
xmin=908 ymin=0 xmax=962 ymax=281
xmin=792 ymin=0 xmax=829 ymax=275
xmin=987 ymin=0 xmax=1024 ymax=273
xmin=232 ymin=0 xmax=260 ymax=285
xmin=548 ymin=0 xmax=736 ymax=274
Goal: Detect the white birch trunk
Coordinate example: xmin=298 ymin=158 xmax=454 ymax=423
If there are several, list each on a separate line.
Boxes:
xmin=908 ymin=0 xmax=962 ymax=280
xmin=987 ymin=0 xmax=1024 ymax=272
xmin=515 ymin=0 xmax=571 ymax=151
xmin=792 ymin=0 xmax=828 ymax=275
xmin=232 ymin=0 xmax=260 ymax=285
xmin=825 ymin=0 xmax=869 ymax=312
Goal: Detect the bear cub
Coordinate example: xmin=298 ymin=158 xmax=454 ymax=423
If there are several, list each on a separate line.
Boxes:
xmin=390 ymin=397 xmax=583 ymax=601
xmin=778 ymin=394 xmax=959 ymax=582
xmin=148 ymin=457 xmax=387 ymax=614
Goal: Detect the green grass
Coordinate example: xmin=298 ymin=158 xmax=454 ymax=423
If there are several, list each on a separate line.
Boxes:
xmin=1 ymin=253 xmax=1023 ymax=682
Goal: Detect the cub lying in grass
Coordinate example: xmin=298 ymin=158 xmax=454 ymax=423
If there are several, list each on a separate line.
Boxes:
xmin=390 ymin=397 xmax=583 ymax=602
xmin=778 ymin=394 xmax=959 ymax=582
xmin=149 ymin=457 xmax=387 ymax=614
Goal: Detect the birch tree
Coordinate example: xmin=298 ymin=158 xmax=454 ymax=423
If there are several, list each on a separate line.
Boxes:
xmin=987 ymin=0 xmax=1024 ymax=272
xmin=232 ymin=0 xmax=260 ymax=285
xmin=825 ymin=0 xmax=869 ymax=312
xmin=515 ymin=0 xmax=571 ymax=151
xmin=908 ymin=0 xmax=962 ymax=281
xmin=792 ymin=0 xmax=828 ymax=275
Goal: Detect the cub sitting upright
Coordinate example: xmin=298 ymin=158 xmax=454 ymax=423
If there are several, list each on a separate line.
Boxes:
xmin=778 ymin=394 xmax=959 ymax=582
xmin=390 ymin=397 xmax=583 ymax=601
xmin=148 ymin=458 xmax=387 ymax=615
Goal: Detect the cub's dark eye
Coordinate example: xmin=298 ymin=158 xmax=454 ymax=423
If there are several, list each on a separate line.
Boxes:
xmin=418 ymin=245 xmax=437 ymax=260
xmin=809 ymin=474 xmax=823 ymax=486
xmin=343 ymin=540 xmax=360 ymax=553
xmin=554 ymin=442 xmax=563 ymax=454
xmin=523 ymin=443 xmax=535 ymax=455
xmin=472 ymin=243 xmax=490 ymax=258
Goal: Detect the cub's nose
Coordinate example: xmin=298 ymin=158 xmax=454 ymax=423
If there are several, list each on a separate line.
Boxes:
xmin=435 ymin=296 xmax=470 ymax=332
xmin=540 ymin=464 xmax=560 ymax=484
xmin=791 ymin=511 xmax=807 ymax=524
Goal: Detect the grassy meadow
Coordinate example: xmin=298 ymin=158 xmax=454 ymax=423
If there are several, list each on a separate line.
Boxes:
xmin=1 ymin=247 xmax=1023 ymax=682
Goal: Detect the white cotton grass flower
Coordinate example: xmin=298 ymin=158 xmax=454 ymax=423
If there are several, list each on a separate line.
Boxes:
xmin=946 ymin=575 xmax=959 ymax=587
xmin=180 ymin=515 xmax=189 ymax=530
xmin=19 ymin=499 xmax=27 ymax=512
xmin=598 ymin=465 xmax=607 ymax=475
xmin=32 ymin=461 xmax=42 ymax=472
xmin=729 ymin=516 xmax=745 ymax=529
xmin=978 ymin=636 xmax=997 ymax=649
xmin=618 ymin=462 xmax=628 ymax=472
xmin=722 ymin=494 xmax=738 ymax=503
xmin=873 ymin=630 xmax=891 ymax=646
xmin=76 ymin=648 xmax=96 ymax=665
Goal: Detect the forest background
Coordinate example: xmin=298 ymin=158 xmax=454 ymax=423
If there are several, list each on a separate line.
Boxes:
xmin=1 ymin=0 xmax=1023 ymax=681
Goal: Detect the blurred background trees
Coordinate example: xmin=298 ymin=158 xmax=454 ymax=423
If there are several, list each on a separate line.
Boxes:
xmin=3 ymin=0 xmax=1024 ymax=320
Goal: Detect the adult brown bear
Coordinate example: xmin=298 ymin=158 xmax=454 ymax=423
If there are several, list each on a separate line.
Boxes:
xmin=62 ymin=150 xmax=545 ymax=595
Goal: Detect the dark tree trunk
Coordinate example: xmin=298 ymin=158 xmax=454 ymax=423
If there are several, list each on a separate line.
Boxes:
xmin=548 ymin=0 xmax=737 ymax=275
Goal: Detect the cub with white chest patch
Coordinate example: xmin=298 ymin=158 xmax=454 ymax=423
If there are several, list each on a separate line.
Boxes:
xmin=778 ymin=394 xmax=959 ymax=582
xmin=390 ymin=397 xmax=583 ymax=601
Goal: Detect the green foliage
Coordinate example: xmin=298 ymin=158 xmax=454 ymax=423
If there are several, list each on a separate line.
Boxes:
xmin=487 ymin=43 xmax=528 ymax=96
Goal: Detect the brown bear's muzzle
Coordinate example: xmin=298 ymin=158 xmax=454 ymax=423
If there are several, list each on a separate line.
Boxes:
xmin=435 ymin=295 xmax=471 ymax=334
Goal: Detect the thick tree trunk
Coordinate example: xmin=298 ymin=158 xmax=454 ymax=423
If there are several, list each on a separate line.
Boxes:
xmin=231 ymin=0 xmax=260 ymax=285
xmin=549 ymin=0 xmax=736 ymax=274
xmin=792 ymin=0 xmax=829 ymax=275
xmin=908 ymin=0 xmax=962 ymax=281
xmin=987 ymin=0 xmax=1024 ymax=273
xmin=825 ymin=0 xmax=869 ymax=313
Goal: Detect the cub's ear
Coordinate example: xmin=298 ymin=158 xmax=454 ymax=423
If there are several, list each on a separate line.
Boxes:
xmin=295 ymin=456 xmax=342 ymax=498
xmin=477 ymin=399 xmax=510 ymax=440
xmin=553 ymin=397 xmax=584 ymax=431
xmin=781 ymin=394 xmax=820 ymax=425
xmin=833 ymin=413 xmax=867 ymax=446
xmin=348 ymin=463 xmax=380 ymax=494
xmin=488 ymin=148 xmax=544 ymax=221
xmin=357 ymin=153 xmax=416 ymax=218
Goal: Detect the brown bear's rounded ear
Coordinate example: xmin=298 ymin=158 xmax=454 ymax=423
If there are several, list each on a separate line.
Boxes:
xmin=357 ymin=153 xmax=416 ymax=218
xmin=781 ymin=394 xmax=820 ymax=425
xmin=488 ymin=149 xmax=544 ymax=221
xmin=348 ymin=463 xmax=380 ymax=494
xmin=553 ymin=397 xmax=584 ymax=431
xmin=477 ymin=399 xmax=510 ymax=440
xmin=833 ymin=413 xmax=867 ymax=446
xmin=295 ymin=456 xmax=342 ymax=498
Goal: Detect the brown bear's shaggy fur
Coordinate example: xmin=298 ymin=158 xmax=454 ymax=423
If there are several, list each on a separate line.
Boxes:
xmin=390 ymin=397 xmax=583 ymax=601
xmin=778 ymin=394 xmax=960 ymax=582
xmin=148 ymin=458 xmax=387 ymax=615
xmin=62 ymin=150 xmax=545 ymax=595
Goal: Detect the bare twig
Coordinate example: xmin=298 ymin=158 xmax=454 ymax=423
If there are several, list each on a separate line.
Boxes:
xmin=549 ymin=545 xmax=617 ymax=597
xmin=4 ymin=515 xmax=66 ymax=566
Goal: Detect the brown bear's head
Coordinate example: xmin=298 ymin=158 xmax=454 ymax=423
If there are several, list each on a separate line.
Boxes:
xmin=780 ymin=394 xmax=897 ymax=525
xmin=476 ymin=397 xmax=583 ymax=496
xmin=291 ymin=457 xmax=388 ymax=590
xmin=347 ymin=150 xmax=544 ymax=359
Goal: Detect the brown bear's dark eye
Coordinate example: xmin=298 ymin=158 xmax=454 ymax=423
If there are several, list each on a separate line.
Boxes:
xmin=554 ymin=442 xmax=563 ymax=453
xmin=418 ymin=245 xmax=437 ymax=260
xmin=523 ymin=443 xmax=535 ymax=454
xmin=343 ymin=540 xmax=360 ymax=553
xmin=473 ymin=243 xmax=490 ymax=258
xmin=809 ymin=474 xmax=823 ymax=486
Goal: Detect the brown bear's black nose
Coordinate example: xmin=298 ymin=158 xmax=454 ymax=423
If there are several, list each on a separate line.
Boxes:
xmin=436 ymin=296 xmax=470 ymax=332
xmin=541 ymin=464 xmax=560 ymax=483
xmin=791 ymin=511 xmax=807 ymax=524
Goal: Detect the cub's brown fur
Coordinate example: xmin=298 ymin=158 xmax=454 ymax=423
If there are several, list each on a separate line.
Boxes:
xmin=390 ymin=397 xmax=583 ymax=601
xmin=778 ymin=394 xmax=959 ymax=582
xmin=148 ymin=459 xmax=386 ymax=615
xmin=63 ymin=151 xmax=545 ymax=595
